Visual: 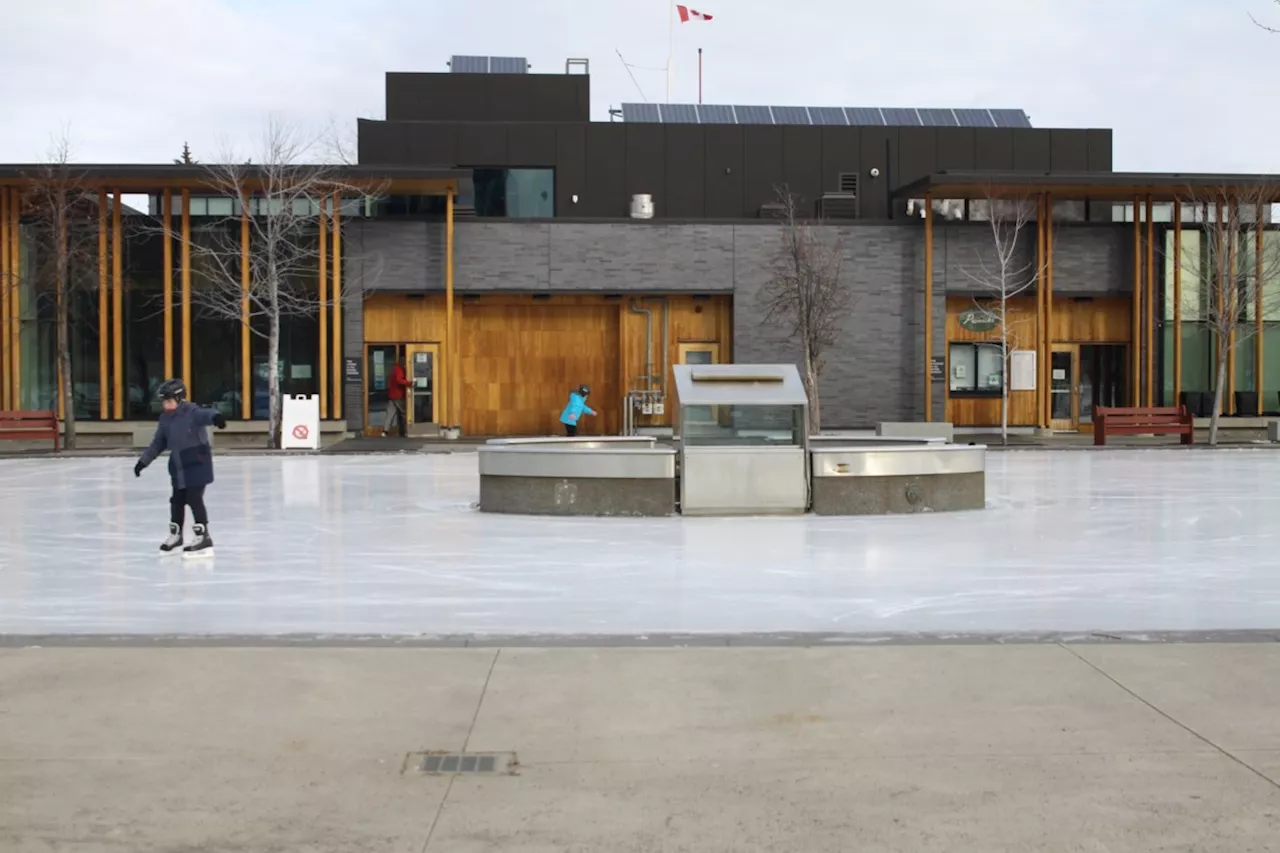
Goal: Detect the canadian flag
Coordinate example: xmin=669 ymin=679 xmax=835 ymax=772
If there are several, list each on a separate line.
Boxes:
xmin=677 ymin=4 xmax=713 ymax=22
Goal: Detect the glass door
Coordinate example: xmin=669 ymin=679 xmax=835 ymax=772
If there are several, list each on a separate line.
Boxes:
xmin=405 ymin=344 xmax=440 ymax=437
xmin=365 ymin=344 xmax=401 ymax=437
xmin=1050 ymin=345 xmax=1079 ymax=431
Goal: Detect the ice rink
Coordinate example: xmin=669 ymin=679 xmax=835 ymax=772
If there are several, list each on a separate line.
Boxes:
xmin=1 ymin=450 xmax=1278 ymax=637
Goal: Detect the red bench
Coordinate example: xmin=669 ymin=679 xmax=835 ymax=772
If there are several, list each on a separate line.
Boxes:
xmin=1093 ymin=406 xmax=1193 ymax=447
xmin=0 ymin=410 xmax=61 ymax=451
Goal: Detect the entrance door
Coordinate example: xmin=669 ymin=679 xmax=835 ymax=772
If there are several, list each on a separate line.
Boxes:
xmin=1078 ymin=344 xmax=1127 ymax=425
xmin=1050 ymin=345 xmax=1079 ymax=431
xmin=678 ymin=342 xmax=720 ymax=367
xmin=405 ymin=344 xmax=440 ymax=437
xmin=677 ymin=343 xmax=721 ymax=426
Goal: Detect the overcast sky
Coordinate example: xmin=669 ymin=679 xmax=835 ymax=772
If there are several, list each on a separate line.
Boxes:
xmin=2 ymin=0 xmax=1277 ymax=173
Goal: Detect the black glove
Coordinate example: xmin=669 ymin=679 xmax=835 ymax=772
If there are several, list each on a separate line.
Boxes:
xmin=212 ymin=412 xmax=227 ymax=430
xmin=134 ymin=461 xmax=145 ymax=478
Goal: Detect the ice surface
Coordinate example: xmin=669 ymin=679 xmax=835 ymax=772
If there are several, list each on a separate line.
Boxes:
xmin=1 ymin=450 xmax=1279 ymax=636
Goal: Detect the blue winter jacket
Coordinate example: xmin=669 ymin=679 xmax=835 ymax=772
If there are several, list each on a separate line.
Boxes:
xmin=559 ymin=392 xmax=596 ymax=426
xmin=138 ymin=402 xmax=222 ymax=489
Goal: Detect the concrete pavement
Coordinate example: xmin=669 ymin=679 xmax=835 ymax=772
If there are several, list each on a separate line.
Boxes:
xmin=2 ymin=643 xmax=1279 ymax=852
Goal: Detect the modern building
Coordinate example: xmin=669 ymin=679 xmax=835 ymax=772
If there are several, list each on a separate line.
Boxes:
xmin=1 ymin=55 xmax=1278 ymax=439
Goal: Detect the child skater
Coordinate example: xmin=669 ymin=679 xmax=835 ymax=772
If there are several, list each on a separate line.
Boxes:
xmin=134 ymin=379 xmax=227 ymax=558
xmin=559 ymin=384 xmax=596 ymax=436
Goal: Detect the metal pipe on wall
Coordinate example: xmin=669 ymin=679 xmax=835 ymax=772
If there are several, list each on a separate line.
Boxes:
xmin=629 ymin=299 xmax=653 ymax=394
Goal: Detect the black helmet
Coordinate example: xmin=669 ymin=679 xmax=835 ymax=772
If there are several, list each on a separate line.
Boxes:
xmin=577 ymin=384 xmax=590 ymax=396
xmin=156 ymin=378 xmax=187 ymax=402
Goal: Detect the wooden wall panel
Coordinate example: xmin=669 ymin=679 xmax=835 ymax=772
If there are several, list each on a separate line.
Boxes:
xmin=364 ymin=294 xmax=448 ymax=343
xmin=461 ymin=302 xmax=619 ymax=436
xmin=944 ymin=295 xmax=1131 ymax=426
xmin=362 ymin=293 xmax=733 ymax=436
xmin=619 ymin=295 xmax=731 ymax=429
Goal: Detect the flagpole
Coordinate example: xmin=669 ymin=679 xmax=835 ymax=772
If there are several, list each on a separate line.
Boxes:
xmin=698 ymin=47 xmax=702 ymax=104
xmin=666 ymin=1 xmax=674 ymax=102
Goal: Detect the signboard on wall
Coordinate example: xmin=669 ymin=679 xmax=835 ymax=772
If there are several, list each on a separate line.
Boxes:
xmin=930 ymin=357 xmax=946 ymax=382
xmin=344 ymin=358 xmax=362 ymax=384
xmin=957 ymin=308 xmax=1000 ymax=333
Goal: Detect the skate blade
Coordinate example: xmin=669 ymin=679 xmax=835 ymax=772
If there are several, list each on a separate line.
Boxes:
xmin=182 ymin=548 xmax=215 ymax=561
xmin=159 ymin=547 xmax=183 ymax=557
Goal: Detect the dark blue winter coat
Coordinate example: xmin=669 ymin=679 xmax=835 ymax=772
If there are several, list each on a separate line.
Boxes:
xmin=138 ymin=402 xmax=221 ymax=489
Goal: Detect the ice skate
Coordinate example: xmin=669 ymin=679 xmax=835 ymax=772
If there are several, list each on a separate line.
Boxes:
xmin=159 ymin=523 xmax=183 ymax=554
xmin=182 ymin=524 xmax=214 ymax=559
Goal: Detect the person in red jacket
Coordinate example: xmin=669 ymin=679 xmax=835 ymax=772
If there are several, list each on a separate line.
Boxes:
xmin=382 ymin=358 xmax=410 ymax=437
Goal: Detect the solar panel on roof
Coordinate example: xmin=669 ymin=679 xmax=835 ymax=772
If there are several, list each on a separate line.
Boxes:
xmin=808 ymin=107 xmax=848 ymax=126
xmin=660 ymin=103 xmax=700 ymax=123
xmin=450 ymin=55 xmax=489 ymax=73
xmin=918 ymin=108 xmax=959 ymax=127
xmin=696 ymin=104 xmax=736 ymax=124
xmin=845 ymin=107 xmax=885 ymax=126
xmin=734 ymin=105 xmax=774 ymax=124
xmin=621 ymin=102 xmax=662 ymax=123
xmin=990 ymin=109 xmax=1032 ymax=128
xmin=954 ymin=109 xmax=996 ymax=128
xmin=881 ymin=108 xmax=922 ymax=126
xmin=488 ymin=56 xmax=528 ymax=74
xmin=770 ymin=106 xmax=811 ymax=125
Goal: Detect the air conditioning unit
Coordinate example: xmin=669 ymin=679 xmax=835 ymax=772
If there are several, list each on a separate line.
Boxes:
xmin=759 ymin=202 xmax=787 ymax=218
xmin=630 ymin=194 xmax=654 ymax=219
xmin=819 ymin=192 xmax=858 ymax=219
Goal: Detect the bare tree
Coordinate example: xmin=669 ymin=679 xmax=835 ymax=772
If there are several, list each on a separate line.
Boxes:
xmin=17 ymin=133 xmax=100 ymax=448
xmin=958 ymin=193 xmax=1044 ymax=445
xmin=160 ymin=119 xmax=382 ymax=447
xmin=1250 ymin=1 xmax=1280 ymax=31
xmin=758 ymin=186 xmax=852 ymax=432
xmin=1171 ymin=185 xmax=1280 ymax=444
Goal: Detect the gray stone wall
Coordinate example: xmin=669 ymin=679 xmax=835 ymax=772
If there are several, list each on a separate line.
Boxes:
xmin=341 ymin=219 xmax=1131 ymax=430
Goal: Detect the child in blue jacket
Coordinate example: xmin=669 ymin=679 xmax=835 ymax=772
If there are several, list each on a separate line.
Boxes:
xmin=559 ymin=384 xmax=596 ymax=436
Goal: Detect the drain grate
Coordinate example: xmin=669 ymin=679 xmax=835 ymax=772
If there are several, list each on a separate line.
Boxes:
xmin=410 ymin=751 xmax=518 ymax=775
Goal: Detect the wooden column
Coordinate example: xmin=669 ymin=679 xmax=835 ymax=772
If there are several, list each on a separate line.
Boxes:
xmin=162 ymin=190 xmax=173 ymax=380
xmin=1173 ymin=209 xmax=1182 ymax=406
xmin=181 ymin=190 xmax=191 ymax=393
xmin=1215 ymin=203 xmax=1225 ymax=414
xmin=111 ymin=192 xmax=123 ymax=420
xmin=240 ymin=203 xmax=250 ymax=421
xmin=923 ymin=191 xmax=934 ymax=423
xmin=8 ymin=189 xmax=18 ymax=407
xmin=1144 ymin=195 xmax=1155 ymax=406
xmin=317 ymin=197 xmax=328 ymax=420
xmin=1044 ymin=193 xmax=1054 ymax=426
xmin=1 ymin=187 xmax=10 ymax=411
xmin=446 ymin=191 xmax=456 ymax=428
xmin=1226 ymin=201 xmax=1237 ymax=414
xmin=1136 ymin=195 xmax=1146 ymax=404
xmin=1036 ymin=195 xmax=1047 ymax=426
xmin=97 ymin=190 xmax=109 ymax=419
xmin=331 ymin=192 xmax=342 ymax=421
xmin=1257 ymin=202 xmax=1266 ymax=416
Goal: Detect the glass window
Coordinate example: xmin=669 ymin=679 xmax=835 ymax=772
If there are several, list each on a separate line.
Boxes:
xmin=1264 ymin=325 xmax=1280 ymax=414
xmin=471 ymin=169 xmax=554 ymax=218
xmin=206 ymin=197 xmax=233 ymax=217
xmin=948 ymin=343 xmax=1003 ymax=396
xmin=506 ymin=168 xmax=554 ymax=217
xmin=188 ymin=221 xmax=243 ymax=415
xmin=681 ymin=404 xmax=804 ymax=447
xmin=122 ymin=228 xmax=167 ymax=418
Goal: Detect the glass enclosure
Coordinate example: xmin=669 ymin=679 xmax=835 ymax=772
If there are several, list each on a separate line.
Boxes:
xmin=681 ymin=404 xmax=806 ymax=447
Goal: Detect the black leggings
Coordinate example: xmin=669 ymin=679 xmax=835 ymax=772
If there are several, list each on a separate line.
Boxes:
xmin=170 ymin=486 xmax=209 ymax=527
xmin=564 ymin=423 xmax=577 ymax=436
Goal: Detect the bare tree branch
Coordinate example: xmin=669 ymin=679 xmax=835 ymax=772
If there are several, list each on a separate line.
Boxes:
xmin=957 ymin=190 xmax=1046 ymax=445
xmin=757 ymin=185 xmax=854 ymax=431
xmin=14 ymin=131 xmax=101 ymax=448
xmin=1168 ymin=184 xmax=1280 ymax=444
xmin=135 ymin=118 xmax=386 ymax=447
